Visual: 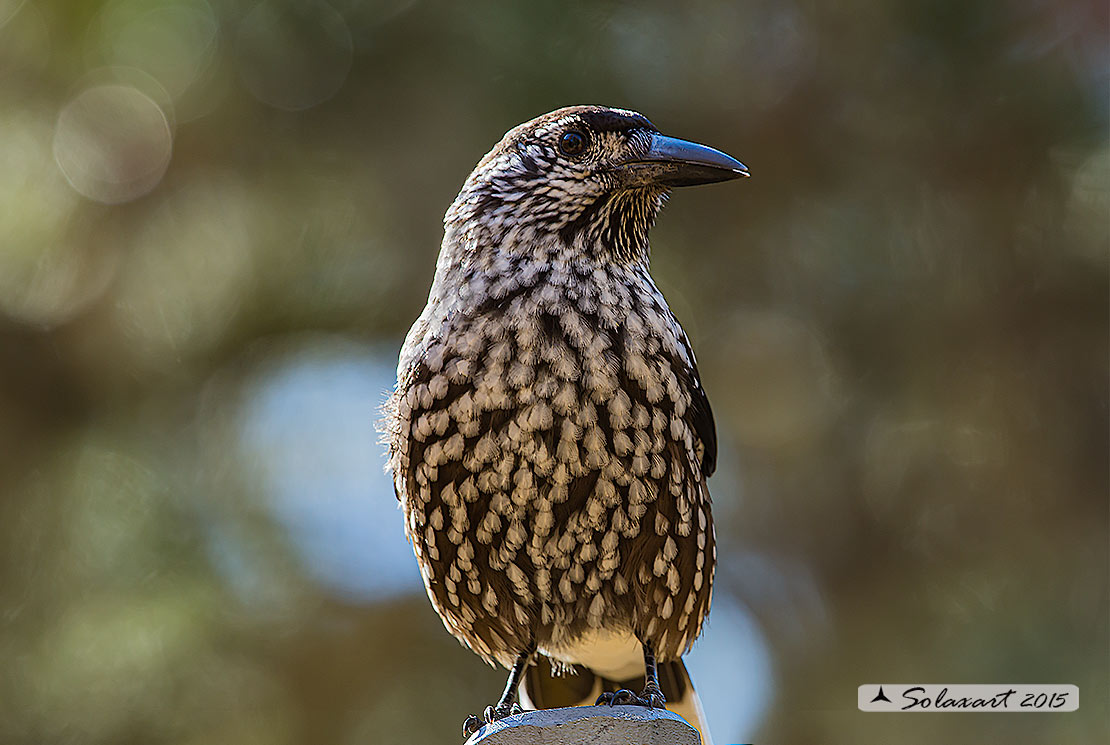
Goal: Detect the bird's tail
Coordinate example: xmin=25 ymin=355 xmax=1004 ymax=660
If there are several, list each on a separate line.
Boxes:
xmin=519 ymin=659 xmax=713 ymax=745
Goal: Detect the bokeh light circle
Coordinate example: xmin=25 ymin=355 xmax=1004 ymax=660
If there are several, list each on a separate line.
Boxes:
xmin=89 ymin=0 xmax=219 ymax=104
xmin=0 ymin=109 xmax=120 ymax=327
xmin=53 ymin=83 xmax=173 ymax=204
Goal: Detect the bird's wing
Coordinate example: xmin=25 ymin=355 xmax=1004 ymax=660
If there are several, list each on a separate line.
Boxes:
xmin=674 ymin=336 xmax=718 ymax=478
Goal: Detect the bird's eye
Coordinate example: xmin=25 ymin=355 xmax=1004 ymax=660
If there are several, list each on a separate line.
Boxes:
xmin=558 ymin=130 xmax=587 ymax=156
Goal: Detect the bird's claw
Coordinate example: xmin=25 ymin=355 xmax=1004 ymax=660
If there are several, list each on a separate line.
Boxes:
xmin=462 ymin=714 xmax=482 ymax=738
xmin=613 ymin=689 xmax=637 ymax=705
xmin=461 ymin=702 xmax=524 ymax=739
xmin=595 ymin=688 xmax=641 ymax=706
xmin=595 ymin=686 xmax=667 ymax=710
xmin=641 ymin=685 xmax=666 ymax=709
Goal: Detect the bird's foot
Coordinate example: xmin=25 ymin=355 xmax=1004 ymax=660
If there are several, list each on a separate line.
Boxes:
xmin=595 ymin=688 xmax=638 ymax=706
xmin=461 ymin=703 xmax=523 ymax=738
xmin=595 ymin=685 xmax=666 ymax=709
xmin=639 ymin=683 xmax=666 ymax=709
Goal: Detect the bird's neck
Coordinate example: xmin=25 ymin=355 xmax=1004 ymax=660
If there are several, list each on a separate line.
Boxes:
xmin=444 ymin=187 xmax=667 ymax=268
xmin=424 ymin=217 xmax=661 ymax=340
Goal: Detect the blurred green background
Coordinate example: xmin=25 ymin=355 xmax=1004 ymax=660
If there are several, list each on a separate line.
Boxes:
xmin=0 ymin=1 xmax=1106 ymax=744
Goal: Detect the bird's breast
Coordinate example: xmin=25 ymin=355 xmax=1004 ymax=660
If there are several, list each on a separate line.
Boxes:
xmin=390 ymin=251 xmax=715 ymax=663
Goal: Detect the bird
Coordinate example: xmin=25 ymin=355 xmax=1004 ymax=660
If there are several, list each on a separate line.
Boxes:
xmin=382 ymin=105 xmax=747 ymax=742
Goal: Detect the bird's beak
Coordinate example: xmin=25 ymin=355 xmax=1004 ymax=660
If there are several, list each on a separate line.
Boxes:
xmin=614 ymin=133 xmax=750 ymax=188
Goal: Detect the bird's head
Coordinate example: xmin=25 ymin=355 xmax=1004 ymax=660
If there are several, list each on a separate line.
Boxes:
xmin=444 ymin=105 xmax=748 ymax=264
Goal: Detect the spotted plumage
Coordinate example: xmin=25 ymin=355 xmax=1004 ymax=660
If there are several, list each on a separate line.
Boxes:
xmin=382 ymin=105 xmax=747 ymax=739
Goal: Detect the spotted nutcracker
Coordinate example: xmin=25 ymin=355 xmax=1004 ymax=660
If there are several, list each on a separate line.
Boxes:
xmin=383 ymin=105 xmax=748 ymax=740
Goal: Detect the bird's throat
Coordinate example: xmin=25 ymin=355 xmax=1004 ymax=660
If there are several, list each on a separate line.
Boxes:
xmin=559 ymin=189 xmax=666 ymax=265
